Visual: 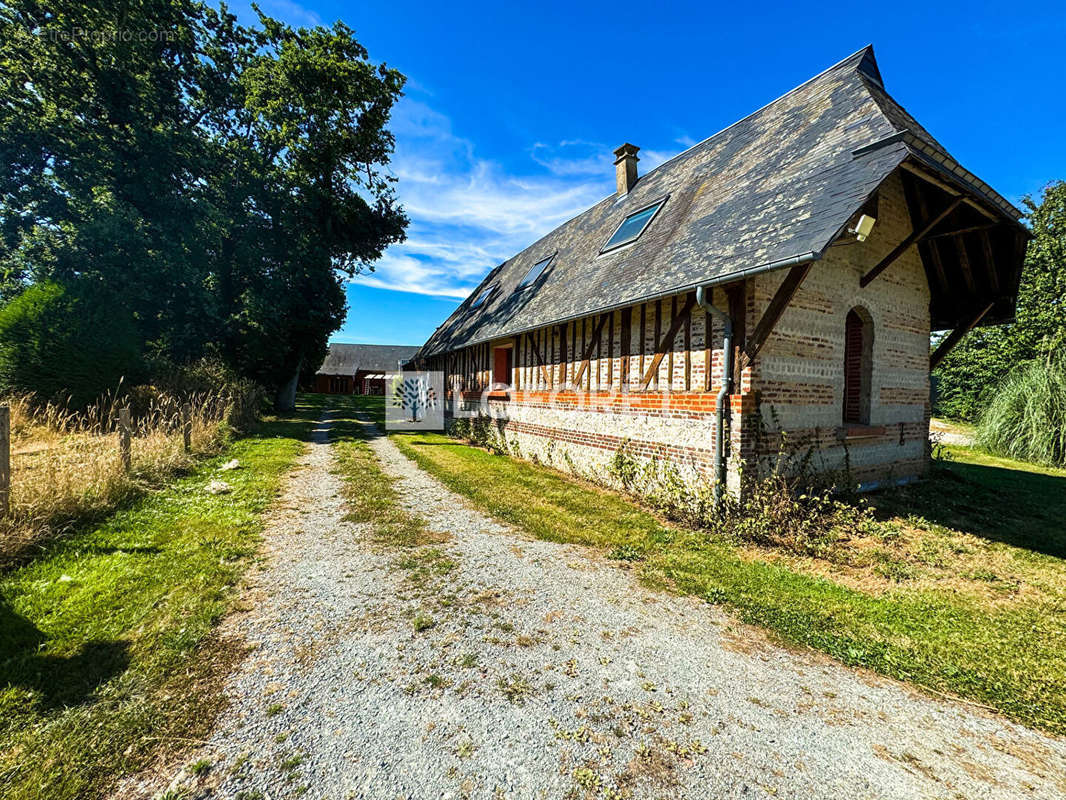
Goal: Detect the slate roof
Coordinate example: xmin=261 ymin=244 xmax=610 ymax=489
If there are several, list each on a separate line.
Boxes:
xmin=417 ymin=46 xmax=1025 ymax=358
xmin=316 ymin=343 xmax=419 ymax=376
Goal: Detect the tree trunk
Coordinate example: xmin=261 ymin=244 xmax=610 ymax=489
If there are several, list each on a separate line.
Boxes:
xmin=275 ymin=358 xmax=301 ymax=411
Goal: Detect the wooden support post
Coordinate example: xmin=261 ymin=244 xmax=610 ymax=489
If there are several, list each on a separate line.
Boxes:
xmin=182 ymin=403 xmax=192 ymax=452
xmin=573 ymin=314 xmax=610 ymax=387
xmin=979 ymin=229 xmax=1000 ymax=293
xmin=737 ymin=264 xmax=810 ymax=374
xmin=118 ymin=407 xmax=131 ymax=472
xmin=640 ymin=294 xmax=696 ymax=390
xmin=930 ymin=303 xmax=994 ymax=370
xmin=860 ymin=197 xmax=964 ymax=288
xmin=953 ymin=234 xmax=977 ymax=293
xmin=0 ymin=405 xmax=9 ymax=518
xmin=526 ymin=332 xmax=551 ymax=387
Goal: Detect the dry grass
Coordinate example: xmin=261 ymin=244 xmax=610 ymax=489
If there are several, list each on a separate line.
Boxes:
xmin=2 ymin=389 xmax=249 ymax=561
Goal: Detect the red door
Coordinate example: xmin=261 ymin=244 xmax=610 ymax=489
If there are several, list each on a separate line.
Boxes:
xmin=493 ymin=347 xmax=513 ymax=386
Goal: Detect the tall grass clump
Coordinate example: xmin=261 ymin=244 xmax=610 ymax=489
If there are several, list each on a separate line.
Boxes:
xmin=975 ymin=356 xmax=1066 ymax=467
xmin=1 ymin=376 xmax=265 ymax=562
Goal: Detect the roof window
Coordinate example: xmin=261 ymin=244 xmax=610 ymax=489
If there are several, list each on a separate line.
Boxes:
xmin=517 ymin=254 xmax=554 ymax=290
xmin=470 ymin=285 xmax=496 ymax=309
xmin=601 ymin=198 xmax=667 ymax=252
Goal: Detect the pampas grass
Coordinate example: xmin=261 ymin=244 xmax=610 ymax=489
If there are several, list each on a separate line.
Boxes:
xmin=975 ymin=355 xmax=1066 ymax=467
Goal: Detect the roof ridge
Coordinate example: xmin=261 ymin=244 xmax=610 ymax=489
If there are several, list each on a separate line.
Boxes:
xmin=634 ymin=45 xmax=877 ymax=183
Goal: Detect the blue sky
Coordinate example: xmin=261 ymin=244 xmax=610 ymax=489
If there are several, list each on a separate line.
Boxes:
xmin=241 ymin=0 xmax=1066 ymax=346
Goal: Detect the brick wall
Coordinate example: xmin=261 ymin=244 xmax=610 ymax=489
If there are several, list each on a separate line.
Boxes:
xmin=429 ymin=172 xmax=930 ymax=492
xmin=749 ymin=171 xmax=930 ymax=488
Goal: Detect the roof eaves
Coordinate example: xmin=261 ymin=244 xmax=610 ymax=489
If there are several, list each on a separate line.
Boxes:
xmin=421 ymin=249 xmax=825 ymax=357
xmin=900 ymin=133 xmax=1027 ymax=225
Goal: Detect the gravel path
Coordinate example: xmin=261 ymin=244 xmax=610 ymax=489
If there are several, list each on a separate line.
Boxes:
xmin=142 ymin=412 xmax=1065 ymax=800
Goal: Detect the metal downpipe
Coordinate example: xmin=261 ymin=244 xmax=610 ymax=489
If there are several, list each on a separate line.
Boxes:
xmin=696 ymin=285 xmax=734 ymax=503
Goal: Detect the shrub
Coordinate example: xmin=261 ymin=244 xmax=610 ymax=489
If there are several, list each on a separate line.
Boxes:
xmin=0 ymin=281 xmax=142 ymax=408
xmin=975 ymin=356 xmax=1066 ymax=467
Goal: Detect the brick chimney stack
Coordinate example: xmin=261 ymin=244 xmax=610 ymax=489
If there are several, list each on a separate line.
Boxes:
xmin=613 ymin=143 xmax=639 ymax=195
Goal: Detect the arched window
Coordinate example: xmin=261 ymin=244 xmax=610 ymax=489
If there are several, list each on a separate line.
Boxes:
xmin=843 ymin=307 xmax=873 ymax=425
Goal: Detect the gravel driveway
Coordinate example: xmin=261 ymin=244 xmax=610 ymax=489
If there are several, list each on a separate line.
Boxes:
xmin=137 ymin=412 xmax=1066 ymax=800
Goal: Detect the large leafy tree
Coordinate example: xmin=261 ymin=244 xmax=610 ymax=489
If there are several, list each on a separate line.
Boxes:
xmin=0 ymin=1 xmax=407 ymax=406
xmin=934 ymin=181 xmax=1066 ymax=420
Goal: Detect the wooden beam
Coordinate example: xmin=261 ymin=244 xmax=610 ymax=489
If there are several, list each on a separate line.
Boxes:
xmin=572 ymin=314 xmax=610 ymax=387
xmin=525 ymin=331 xmax=551 ymax=387
xmin=726 ymin=283 xmax=747 ymax=386
xmin=954 ymin=234 xmax=977 ymax=294
xmin=923 ymin=222 xmax=1000 ymax=241
xmin=738 ymin=263 xmax=811 ymax=373
xmin=930 ymin=303 xmax=994 ymax=370
xmin=653 ymin=299 xmax=662 ymax=389
xmin=899 ymin=160 xmax=997 ymax=221
xmin=703 ymin=310 xmax=712 ymax=392
xmin=607 ymin=312 xmax=615 ymax=387
xmin=683 ymin=294 xmax=692 ymax=392
xmin=978 ymin=229 xmax=999 ymax=293
xmin=558 ymin=323 xmax=567 ymax=385
xmin=860 ymin=197 xmax=964 ymax=288
xmin=640 ymin=294 xmax=696 ymax=389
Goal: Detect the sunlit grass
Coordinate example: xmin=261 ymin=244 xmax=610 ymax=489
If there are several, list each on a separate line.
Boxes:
xmin=389 ymin=412 xmax=1066 ymax=736
xmin=0 ymin=399 xmax=319 ymax=800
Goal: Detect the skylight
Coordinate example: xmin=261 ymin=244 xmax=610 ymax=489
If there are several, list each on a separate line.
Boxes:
xmin=601 ymin=198 xmax=666 ymax=252
xmin=470 ymin=285 xmax=495 ymax=309
xmin=517 ymin=255 xmax=554 ymax=290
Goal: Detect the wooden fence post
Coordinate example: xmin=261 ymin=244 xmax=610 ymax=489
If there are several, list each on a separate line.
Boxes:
xmin=0 ymin=406 xmax=9 ymax=517
xmin=118 ymin=407 xmax=131 ymax=472
xmin=182 ymin=403 xmax=192 ymax=453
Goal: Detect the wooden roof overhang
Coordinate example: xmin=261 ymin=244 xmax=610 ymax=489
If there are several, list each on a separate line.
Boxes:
xmin=860 ymin=154 xmax=1031 ymax=334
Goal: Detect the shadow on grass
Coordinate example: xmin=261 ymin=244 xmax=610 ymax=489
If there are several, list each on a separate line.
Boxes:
xmin=0 ymin=598 xmax=129 ymax=709
xmin=870 ymin=457 xmax=1066 ymax=559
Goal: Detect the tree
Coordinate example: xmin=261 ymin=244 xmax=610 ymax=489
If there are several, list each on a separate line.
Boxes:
xmin=933 ymin=181 xmax=1066 ymax=420
xmin=0 ymin=1 xmax=408 ymax=406
xmin=212 ymin=12 xmax=408 ymax=407
xmin=0 ymin=280 xmax=142 ymax=406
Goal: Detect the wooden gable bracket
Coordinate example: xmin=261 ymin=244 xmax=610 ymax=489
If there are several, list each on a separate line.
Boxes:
xmin=929 ymin=302 xmax=994 ymax=370
xmin=572 ymin=313 xmax=611 ymax=387
xmin=640 ymin=294 xmax=696 ymax=390
xmin=737 ymin=262 xmax=812 ymax=375
xmin=860 ymin=196 xmax=964 ymax=288
xmin=898 ymin=160 xmax=997 ymax=221
xmin=525 ymin=331 xmax=552 ymax=387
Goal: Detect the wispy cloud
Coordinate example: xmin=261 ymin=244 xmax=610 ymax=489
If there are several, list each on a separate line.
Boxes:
xmin=357 ymin=97 xmax=689 ymax=300
xmin=256 ymin=0 xmax=322 ymax=26
xmin=355 ymin=99 xmax=612 ymax=298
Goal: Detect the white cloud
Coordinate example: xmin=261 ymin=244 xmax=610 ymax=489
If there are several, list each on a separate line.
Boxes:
xmin=256 ymin=0 xmax=322 ymax=26
xmin=355 ymin=98 xmax=612 ymax=298
xmin=357 ymin=97 xmax=690 ymax=300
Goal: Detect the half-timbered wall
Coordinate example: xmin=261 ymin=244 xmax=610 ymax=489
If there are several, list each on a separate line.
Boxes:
xmin=426 ymin=173 xmax=931 ymax=492
xmin=425 ymin=286 xmax=737 ymax=489
xmin=748 ymin=171 xmax=930 ymax=488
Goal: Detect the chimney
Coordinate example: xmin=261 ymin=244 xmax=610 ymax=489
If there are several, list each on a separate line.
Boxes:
xmin=613 ymin=143 xmax=639 ymax=195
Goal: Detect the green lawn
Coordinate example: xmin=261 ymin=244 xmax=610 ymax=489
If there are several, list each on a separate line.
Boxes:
xmin=386 ymin=410 xmax=1066 ymax=736
xmin=0 ymin=395 xmax=341 ymax=800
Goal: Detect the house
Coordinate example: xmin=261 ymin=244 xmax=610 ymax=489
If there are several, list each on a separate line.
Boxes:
xmin=312 ymin=343 xmax=419 ymax=395
xmin=411 ymin=46 xmax=1029 ymax=493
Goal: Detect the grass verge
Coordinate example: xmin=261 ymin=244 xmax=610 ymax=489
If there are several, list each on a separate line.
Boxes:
xmin=391 ymin=424 xmax=1066 ymax=736
xmin=0 ymin=397 xmax=322 ymax=800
